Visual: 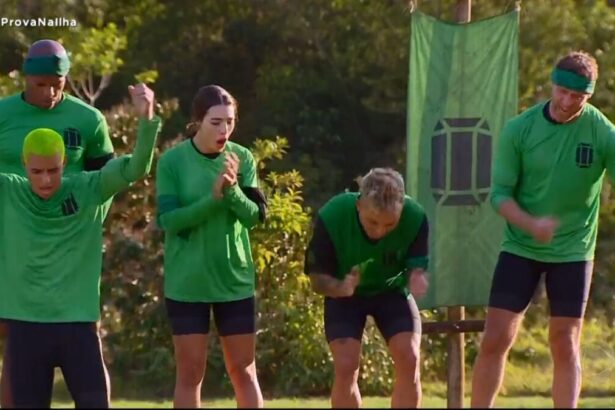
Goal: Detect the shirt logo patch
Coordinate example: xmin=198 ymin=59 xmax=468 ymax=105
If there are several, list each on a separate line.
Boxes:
xmin=63 ymin=128 xmax=82 ymax=149
xmin=383 ymin=251 xmax=401 ymax=266
xmin=575 ymin=143 xmax=593 ymax=168
xmin=61 ymin=194 xmax=79 ymax=216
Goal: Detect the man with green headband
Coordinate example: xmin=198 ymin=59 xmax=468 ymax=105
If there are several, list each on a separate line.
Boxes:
xmin=0 ymin=39 xmax=114 ymax=174
xmin=0 ymin=83 xmax=160 ymax=408
xmin=0 ymin=38 xmax=115 ymax=407
xmin=471 ymin=51 xmax=615 ymax=408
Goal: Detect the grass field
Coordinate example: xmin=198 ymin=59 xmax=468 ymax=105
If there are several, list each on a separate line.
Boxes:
xmin=13 ymin=315 xmax=615 ymax=408
xmin=51 ymin=395 xmax=615 ymax=408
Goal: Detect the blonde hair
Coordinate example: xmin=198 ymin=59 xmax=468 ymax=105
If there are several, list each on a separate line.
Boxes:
xmin=358 ymin=167 xmax=405 ymax=212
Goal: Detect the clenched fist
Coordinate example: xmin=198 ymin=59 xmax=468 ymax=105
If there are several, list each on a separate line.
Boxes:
xmin=336 ymin=268 xmax=360 ymax=298
xmin=530 ymin=216 xmax=559 ymax=244
xmin=128 ymin=83 xmax=155 ymax=120
xmin=408 ymin=269 xmax=428 ymax=299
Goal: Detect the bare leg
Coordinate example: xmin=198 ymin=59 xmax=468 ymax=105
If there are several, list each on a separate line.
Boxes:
xmin=470 ymin=307 xmax=523 ymax=408
xmin=329 ymin=338 xmax=362 ymax=408
xmin=388 ymin=331 xmax=421 ymax=408
xmin=220 ymin=333 xmax=263 ymax=408
xmin=172 ymin=334 xmax=208 ymax=408
xmin=549 ymin=317 xmax=583 ymax=408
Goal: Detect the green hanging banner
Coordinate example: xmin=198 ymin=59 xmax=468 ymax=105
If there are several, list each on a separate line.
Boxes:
xmin=406 ymin=10 xmax=519 ymax=309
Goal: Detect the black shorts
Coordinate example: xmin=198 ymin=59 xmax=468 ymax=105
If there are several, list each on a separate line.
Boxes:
xmin=488 ymin=251 xmax=593 ymax=318
xmin=165 ymin=296 xmax=255 ymax=336
xmin=6 ymin=320 xmax=108 ymax=408
xmin=324 ymin=291 xmax=421 ymax=343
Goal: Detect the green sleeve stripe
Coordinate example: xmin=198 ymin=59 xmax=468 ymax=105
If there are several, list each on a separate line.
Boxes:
xmin=158 ymin=195 xmax=180 ymax=215
xmin=405 ymin=256 xmax=428 ymax=270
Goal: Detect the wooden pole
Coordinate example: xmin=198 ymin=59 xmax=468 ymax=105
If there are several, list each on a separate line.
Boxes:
xmin=423 ymin=319 xmax=484 ymax=334
xmin=447 ymin=306 xmax=465 ymax=408
xmin=455 ymin=0 xmax=471 ymax=23
xmin=447 ymin=3 xmax=471 ymax=407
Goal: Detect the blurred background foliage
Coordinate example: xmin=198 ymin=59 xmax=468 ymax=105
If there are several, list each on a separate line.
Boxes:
xmin=1 ymin=0 xmax=615 ymax=398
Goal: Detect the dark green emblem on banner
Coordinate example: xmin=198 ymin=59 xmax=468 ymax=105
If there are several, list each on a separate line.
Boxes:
xmin=431 ymin=117 xmax=492 ymax=206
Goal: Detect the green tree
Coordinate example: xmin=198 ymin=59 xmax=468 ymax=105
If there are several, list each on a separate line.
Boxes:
xmin=0 ymin=70 xmax=22 ymax=97
xmin=59 ymin=23 xmax=127 ymax=106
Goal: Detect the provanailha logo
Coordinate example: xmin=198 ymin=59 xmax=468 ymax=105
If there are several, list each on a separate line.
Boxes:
xmin=1 ymin=17 xmax=78 ymax=27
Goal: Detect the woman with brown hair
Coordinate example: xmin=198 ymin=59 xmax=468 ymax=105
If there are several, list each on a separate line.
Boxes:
xmin=156 ymin=85 xmax=267 ymax=408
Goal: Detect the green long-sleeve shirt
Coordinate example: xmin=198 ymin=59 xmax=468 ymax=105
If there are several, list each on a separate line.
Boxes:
xmin=490 ymin=102 xmax=615 ymax=262
xmin=0 ymin=117 xmax=161 ymax=322
xmin=156 ymin=140 xmax=260 ymax=303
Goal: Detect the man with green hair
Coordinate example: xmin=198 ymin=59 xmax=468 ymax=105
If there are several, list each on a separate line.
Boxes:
xmin=471 ymin=51 xmax=615 ymax=408
xmin=0 ymin=38 xmax=115 ymax=407
xmin=0 ymin=83 xmax=160 ymax=408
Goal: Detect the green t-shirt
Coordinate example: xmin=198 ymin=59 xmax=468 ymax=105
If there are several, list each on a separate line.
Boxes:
xmin=0 ymin=92 xmax=114 ymax=175
xmin=317 ymin=192 xmax=427 ymax=297
xmin=0 ymin=117 xmax=161 ymax=322
xmin=491 ymin=102 xmax=615 ymax=262
xmin=156 ymin=140 xmax=261 ymax=303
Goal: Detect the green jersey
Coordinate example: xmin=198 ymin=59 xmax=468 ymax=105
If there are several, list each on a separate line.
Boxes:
xmin=491 ymin=102 xmax=615 ymax=262
xmin=0 ymin=92 xmax=114 ymax=175
xmin=0 ymin=117 xmax=161 ymax=322
xmin=316 ymin=192 xmax=428 ymax=297
xmin=156 ymin=140 xmax=261 ymax=303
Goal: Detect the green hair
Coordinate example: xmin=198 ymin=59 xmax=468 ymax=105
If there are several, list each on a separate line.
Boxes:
xmin=22 ymin=128 xmax=65 ymax=164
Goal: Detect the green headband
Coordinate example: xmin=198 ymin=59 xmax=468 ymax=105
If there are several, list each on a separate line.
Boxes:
xmin=551 ymin=68 xmax=595 ymax=94
xmin=22 ymin=128 xmax=65 ymax=164
xmin=23 ymin=55 xmax=70 ymax=76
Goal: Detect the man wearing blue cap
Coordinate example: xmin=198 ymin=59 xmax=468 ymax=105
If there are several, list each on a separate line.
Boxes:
xmin=0 ymin=39 xmax=114 ymax=408
xmin=471 ymin=51 xmax=615 ymax=408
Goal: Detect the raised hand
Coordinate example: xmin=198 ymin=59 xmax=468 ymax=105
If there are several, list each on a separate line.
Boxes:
xmin=128 ymin=83 xmax=154 ymax=120
xmin=212 ymin=153 xmax=240 ymax=199
xmin=212 ymin=172 xmax=226 ymax=200
xmin=221 ymin=152 xmax=240 ymax=188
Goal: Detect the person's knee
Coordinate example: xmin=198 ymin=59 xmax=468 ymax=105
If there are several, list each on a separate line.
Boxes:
xmin=333 ymin=352 xmax=361 ymax=382
xmin=391 ymin=345 xmax=419 ymax=372
xmin=226 ymin=355 xmax=257 ymax=384
xmin=387 ymin=333 xmax=421 ymax=383
xmin=176 ymin=358 xmax=206 ymax=387
xmin=549 ymin=329 xmax=580 ymax=364
xmin=479 ymin=327 xmax=516 ymax=357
